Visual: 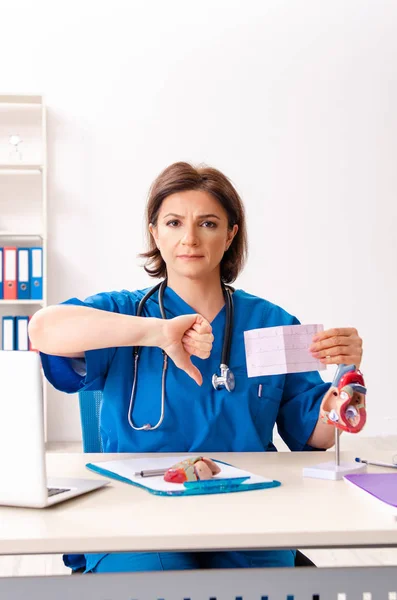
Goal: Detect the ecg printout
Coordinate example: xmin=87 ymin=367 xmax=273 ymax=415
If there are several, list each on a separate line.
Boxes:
xmin=244 ymin=324 xmax=326 ymax=377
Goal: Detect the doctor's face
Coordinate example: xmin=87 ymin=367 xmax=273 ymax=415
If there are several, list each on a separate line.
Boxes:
xmin=149 ymin=190 xmax=238 ymax=281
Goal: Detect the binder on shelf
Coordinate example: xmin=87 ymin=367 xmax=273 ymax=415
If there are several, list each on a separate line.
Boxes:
xmin=17 ymin=248 xmax=30 ymax=300
xmin=29 ymin=247 xmax=43 ymax=300
xmin=3 ymin=247 xmax=17 ymax=300
xmin=28 ymin=316 xmax=37 ymax=351
xmin=15 ymin=316 xmax=29 ymax=351
xmin=0 ymin=247 xmax=3 ymax=299
xmin=2 ymin=316 xmax=15 ymax=351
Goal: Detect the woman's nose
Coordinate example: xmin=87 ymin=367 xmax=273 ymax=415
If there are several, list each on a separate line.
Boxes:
xmin=181 ymin=226 xmax=198 ymax=245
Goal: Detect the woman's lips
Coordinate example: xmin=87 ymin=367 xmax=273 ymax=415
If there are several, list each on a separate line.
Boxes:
xmin=177 ymin=255 xmax=204 ymax=260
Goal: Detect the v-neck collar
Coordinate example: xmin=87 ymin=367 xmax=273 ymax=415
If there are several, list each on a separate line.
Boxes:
xmin=163 ymin=285 xmax=227 ymax=326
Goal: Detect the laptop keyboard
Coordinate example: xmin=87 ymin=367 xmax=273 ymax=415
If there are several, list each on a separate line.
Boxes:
xmin=47 ymin=487 xmax=71 ymax=497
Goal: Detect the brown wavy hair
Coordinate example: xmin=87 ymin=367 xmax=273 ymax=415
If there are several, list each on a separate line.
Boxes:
xmin=139 ymin=162 xmax=248 ymax=283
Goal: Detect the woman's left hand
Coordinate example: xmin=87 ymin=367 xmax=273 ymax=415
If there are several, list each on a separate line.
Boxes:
xmin=309 ymin=327 xmax=363 ymax=369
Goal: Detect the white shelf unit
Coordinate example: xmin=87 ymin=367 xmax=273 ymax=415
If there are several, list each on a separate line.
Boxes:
xmin=0 ymin=300 xmax=45 ymax=306
xmin=0 ymin=166 xmax=43 ymax=174
xmin=0 ymin=93 xmax=48 ymax=435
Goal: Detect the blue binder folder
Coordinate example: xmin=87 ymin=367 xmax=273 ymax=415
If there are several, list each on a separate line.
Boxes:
xmin=29 ymin=247 xmax=43 ymax=300
xmin=17 ymin=248 xmax=30 ymax=300
xmin=0 ymin=248 xmax=3 ymax=299
xmin=2 ymin=316 xmax=15 ymax=351
xmin=15 ymin=316 xmax=29 ymax=351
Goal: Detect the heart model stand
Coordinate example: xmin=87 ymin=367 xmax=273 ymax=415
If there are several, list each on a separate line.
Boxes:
xmin=303 ymin=364 xmax=368 ymax=481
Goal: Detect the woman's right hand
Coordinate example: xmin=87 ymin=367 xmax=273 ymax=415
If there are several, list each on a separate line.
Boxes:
xmin=160 ymin=315 xmax=214 ymax=386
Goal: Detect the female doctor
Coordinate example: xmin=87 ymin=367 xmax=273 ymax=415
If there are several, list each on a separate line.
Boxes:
xmin=29 ymin=161 xmax=363 ymax=574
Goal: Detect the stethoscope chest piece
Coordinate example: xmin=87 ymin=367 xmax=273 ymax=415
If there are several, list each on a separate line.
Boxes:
xmin=212 ymin=364 xmax=235 ymax=392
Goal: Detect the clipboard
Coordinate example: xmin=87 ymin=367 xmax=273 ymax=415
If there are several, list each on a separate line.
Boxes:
xmin=86 ymin=455 xmax=281 ymax=497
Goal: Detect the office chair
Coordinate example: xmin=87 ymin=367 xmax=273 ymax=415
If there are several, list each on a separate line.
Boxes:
xmin=78 ymin=390 xmax=103 ymax=453
xmin=77 ymin=390 xmax=315 ymax=567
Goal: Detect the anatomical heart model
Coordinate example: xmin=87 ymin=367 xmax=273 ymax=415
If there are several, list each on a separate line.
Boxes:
xmin=164 ymin=456 xmax=221 ymax=483
xmin=320 ymin=364 xmax=367 ymax=433
xmin=303 ymin=364 xmax=368 ymax=480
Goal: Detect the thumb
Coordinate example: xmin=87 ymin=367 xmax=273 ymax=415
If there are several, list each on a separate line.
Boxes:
xmin=183 ymin=360 xmax=203 ymax=387
xmin=168 ymin=344 xmax=203 ymax=386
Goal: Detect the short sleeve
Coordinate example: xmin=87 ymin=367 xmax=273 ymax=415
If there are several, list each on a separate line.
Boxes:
xmin=40 ymin=291 xmax=136 ymax=394
xmin=277 ymin=369 xmax=331 ymax=451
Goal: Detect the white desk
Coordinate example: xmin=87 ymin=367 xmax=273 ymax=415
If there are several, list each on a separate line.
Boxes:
xmin=1 ymin=450 xmax=397 ymax=599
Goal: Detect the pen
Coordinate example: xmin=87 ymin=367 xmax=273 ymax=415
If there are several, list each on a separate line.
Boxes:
xmin=355 ymin=457 xmax=397 ymax=469
xmin=134 ymin=469 xmax=167 ymax=477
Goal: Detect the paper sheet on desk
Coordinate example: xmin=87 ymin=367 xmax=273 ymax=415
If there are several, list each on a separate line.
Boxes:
xmin=244 ymin=324 xmax=325 ymax=377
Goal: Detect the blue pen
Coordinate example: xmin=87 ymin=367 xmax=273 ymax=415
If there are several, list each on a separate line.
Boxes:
xmin=355 ymin=457 xmax=397 ymax=469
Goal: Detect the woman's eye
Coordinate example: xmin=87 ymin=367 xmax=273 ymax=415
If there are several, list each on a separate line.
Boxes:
xmin=201 ymin=221 xmax=216 ymax=228
xmin=166 ymin=220 xmax=180 ymax=227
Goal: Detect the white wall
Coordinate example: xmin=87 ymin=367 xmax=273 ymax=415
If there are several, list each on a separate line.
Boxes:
xmin=2 ymin=0 xmax=396 ymax=440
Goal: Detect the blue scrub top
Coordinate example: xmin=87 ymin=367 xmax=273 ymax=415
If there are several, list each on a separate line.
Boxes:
xmin=41 ymin=286 xmax=330 ymax=454
xmin=40 ymin=285 xmax=330 ymax=572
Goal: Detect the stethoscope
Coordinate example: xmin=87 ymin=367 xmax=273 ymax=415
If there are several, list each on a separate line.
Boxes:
xmin=127 ymin=278 xmax=235 ymax=431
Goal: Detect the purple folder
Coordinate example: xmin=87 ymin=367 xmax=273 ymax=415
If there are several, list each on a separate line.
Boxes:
xmin=344 ymin=472 xmax=397 ymax=513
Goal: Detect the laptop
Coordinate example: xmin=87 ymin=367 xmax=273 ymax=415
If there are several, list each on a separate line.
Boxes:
xmin=0 ymin=351 xmax=109 ymax=507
